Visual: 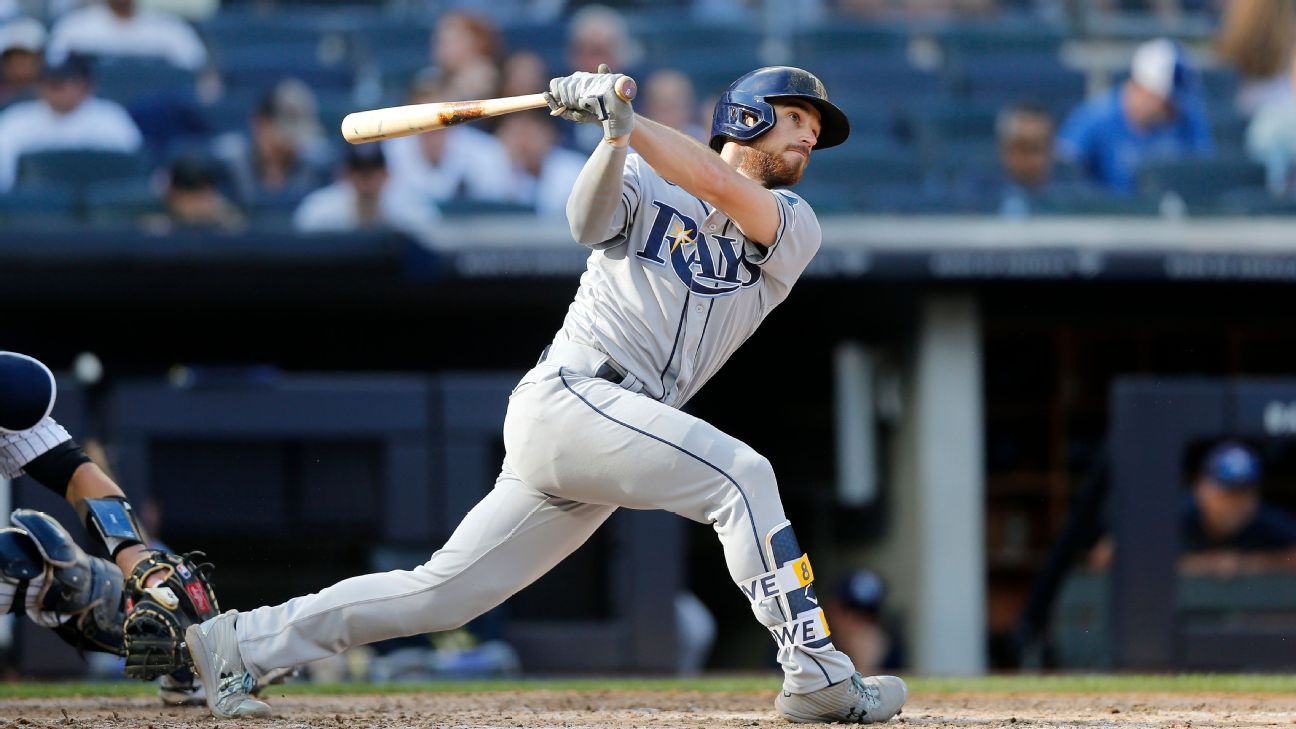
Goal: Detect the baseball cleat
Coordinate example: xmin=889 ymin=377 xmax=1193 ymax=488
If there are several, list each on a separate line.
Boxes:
xmin=157 ymin=670 xmax=205 ymax=706
xmin=184 ymin=610 xmax=273 ymax=719
xmin=775 ymin=673 xmax=907 ymax=724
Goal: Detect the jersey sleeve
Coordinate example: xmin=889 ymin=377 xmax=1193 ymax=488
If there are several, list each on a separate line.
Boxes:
xmin=0 ymin=417 xmax=71 ymax=479
xmin=743 ymin=188 xmax=821 ymax=285
xmin=599 ymin=152 xmax=644 ymax=248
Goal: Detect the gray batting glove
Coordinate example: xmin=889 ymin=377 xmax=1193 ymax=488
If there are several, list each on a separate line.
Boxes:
xmin=545 ymin=64 xmax=634 ymax=139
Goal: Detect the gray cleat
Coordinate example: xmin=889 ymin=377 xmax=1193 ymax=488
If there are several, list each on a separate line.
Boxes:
xmin=184 ymin=610 xmax=273 ymax=719
xmin=776 ymin=673 xmax=908 ymax=724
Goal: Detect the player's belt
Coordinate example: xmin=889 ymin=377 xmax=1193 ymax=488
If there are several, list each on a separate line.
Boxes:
xmin=538 ymin=342 xmax=626 ymax=385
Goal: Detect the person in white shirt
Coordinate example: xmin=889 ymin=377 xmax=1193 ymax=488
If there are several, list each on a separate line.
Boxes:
xmin=293 ymin=144 xmax=439 ymax=246
xmin=381 ymin=75 xmax=514 ymax=207
xmin=48 ymin=0 xmax=206 ymax=71
xmin=0 ymin=54 xmax=142 ymax=190
xmin=495 ymin=108 xmax=585 ymax=218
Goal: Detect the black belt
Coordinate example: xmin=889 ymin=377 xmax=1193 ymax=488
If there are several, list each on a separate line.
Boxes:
xmin=538 ymin=345 xmax=626 ymax=385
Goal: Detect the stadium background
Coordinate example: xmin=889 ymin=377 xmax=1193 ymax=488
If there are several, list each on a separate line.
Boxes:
xmin=5 ymin=0 xmax=1296 ymax=682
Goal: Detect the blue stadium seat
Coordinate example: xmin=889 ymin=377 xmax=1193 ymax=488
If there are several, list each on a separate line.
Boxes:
xmin=16 ymin=149 xmax=153 ymax=194
xmin=793 ymin=24 xmax=909 ymax=60
xmin=84 ymin=178 xmax=164 ymax=226
xmin=0 ymin=187 xmax=78 ymax=226
xmin=1136 ymin=157 xmax=1266 ymax=206
xmin=951 ymin=62 xmax=1086 ymax=110
xmin=220 ymin=55 xmax=355 ymax=96
xmin=937 ymin=23 xmax=1064 ymax=58
xmin=94 ymin=59 xmax=196 ymax=105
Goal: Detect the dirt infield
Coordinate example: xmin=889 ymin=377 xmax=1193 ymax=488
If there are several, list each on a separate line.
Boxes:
xmin=0 ymin=689 xmax=1292 ymax=729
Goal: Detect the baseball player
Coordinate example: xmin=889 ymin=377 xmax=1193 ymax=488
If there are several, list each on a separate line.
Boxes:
xmin=186 ymin=66 xmax=909 ymax=724
xmin=0 ymin=351 xmax=236 ymax=703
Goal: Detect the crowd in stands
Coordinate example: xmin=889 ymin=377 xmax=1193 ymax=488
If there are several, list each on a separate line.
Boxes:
xmin=0 ymin=0 xmax=1291 ymax=243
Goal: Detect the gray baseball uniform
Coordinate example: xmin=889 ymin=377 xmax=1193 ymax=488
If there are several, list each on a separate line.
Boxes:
xmin=234 ymin=152 xmax=856 ymax=693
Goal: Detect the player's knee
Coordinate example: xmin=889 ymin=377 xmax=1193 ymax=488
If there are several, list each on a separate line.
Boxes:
xmin=731 ymin=449 xmax=777 ymax=494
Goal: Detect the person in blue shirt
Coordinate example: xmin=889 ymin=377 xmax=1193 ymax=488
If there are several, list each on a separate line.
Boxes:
xmin=1179 ymin=441 xmax=1296 ymax=575
xmin=1057 ymin=38 xmax=1213 ymax=194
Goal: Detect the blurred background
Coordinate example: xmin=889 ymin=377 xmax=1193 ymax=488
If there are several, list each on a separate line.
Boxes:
xmin=4 ymin=0 xmax=1296 ymax=683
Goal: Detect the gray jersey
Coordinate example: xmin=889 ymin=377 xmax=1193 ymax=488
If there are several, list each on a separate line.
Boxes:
xmin=0 ymin=417 xmax=71 ymax=479
xmin=556 ymin=153 xmax=821 ymax=407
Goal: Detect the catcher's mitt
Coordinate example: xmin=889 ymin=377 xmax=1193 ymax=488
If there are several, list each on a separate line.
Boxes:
xmin=122 ymin=551 xmax=220 ymax=679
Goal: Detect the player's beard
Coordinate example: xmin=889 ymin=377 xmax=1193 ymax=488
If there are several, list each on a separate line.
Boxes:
xmin=736 ymin=144 xmax=807 ymax=188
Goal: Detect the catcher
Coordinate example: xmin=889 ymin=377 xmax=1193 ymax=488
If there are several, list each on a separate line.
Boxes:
xmin=0 ymin=351 xmax=276 ymax=703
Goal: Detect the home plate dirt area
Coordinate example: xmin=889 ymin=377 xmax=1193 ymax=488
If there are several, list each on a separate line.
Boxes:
xmin=0 ymin=677 xmax=1292 ymax=728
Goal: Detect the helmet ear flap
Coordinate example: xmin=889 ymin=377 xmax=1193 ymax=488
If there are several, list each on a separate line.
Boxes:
xmin=709 ymin=100 xmax=776 ymax=152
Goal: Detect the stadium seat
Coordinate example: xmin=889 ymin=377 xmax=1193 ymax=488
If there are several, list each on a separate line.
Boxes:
xmin=0 ymin=187 xmax=78 ymax=226
xmin=936 ymin=23 xmax=1064 ymax=58
xmin=441 ymin=199 xmax=536 ymax=217
xmin=94 ymin=59 xmax=196 ymax=105
xmin=950 ymin=62 xmax=1087 ymax=110
xmin=219 ymin=49 xmax=355 ymax=95
xmin=84 ymin=178 xmax=164 ymax=227
xmin=16 ymin=149 xmax=153 ymax=194
xmin=793 ymin=24 xmax=910 ymax=60
xmin=1136 ymin=157 xmax=1266 ymax=207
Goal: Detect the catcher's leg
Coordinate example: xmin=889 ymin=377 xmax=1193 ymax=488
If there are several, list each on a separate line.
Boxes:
xmin=235 ymin=466 xmax=614 ymax=677
xmin=505 ymin=367 xmax=858 ymax=694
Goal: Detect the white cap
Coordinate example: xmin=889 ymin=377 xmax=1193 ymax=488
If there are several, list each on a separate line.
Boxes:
xmin=1130 ymin=38 xmax=1187 ymax=102
xmin=0 ymin=17 xmax=45 ymax=55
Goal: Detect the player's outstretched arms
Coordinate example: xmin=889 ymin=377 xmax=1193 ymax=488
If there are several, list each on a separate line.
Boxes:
xmin=628 ymin=114 xmax=780 ymax=247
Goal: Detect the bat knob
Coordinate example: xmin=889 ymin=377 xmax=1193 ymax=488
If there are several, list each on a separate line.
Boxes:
xmin=614 ymin=76 xmax=637 ymax=103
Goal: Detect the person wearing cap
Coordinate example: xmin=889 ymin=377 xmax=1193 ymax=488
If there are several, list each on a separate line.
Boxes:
xmin=48 ymin=0 xmax=206 ymax=71
xmin=211 ymin=78 xmax=335 ymax=206
xmin=292 ymin=144 xmax=439 ymax=245
xmin=139 ymin=153 xmax=245 ymax=234
xmin=0 ymin=17 xmax=45 ymax=109
xmin=0 ymin=52 xmax=142 ymax=191
xmin=1056 ymin=38 xmax=1213 ymax=194
xmin=1178 ymin=442 xmax=1296 ymax=576
xmin=826 ymin=570 xmax=903 ymax=672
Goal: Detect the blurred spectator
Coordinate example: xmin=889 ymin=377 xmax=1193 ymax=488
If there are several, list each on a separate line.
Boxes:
xmin=293 ymin=144 xmax=439 ymax=244
xmin=565 ymin=5 xmax=642 ymax=150
xmin=432 ymin=10 xmax=500 ymax=101
xmin=495 ymin=109 xmax=583 ymax=218
xmin=1178 ymin=442 xmax=1296 ymax=576
xmin=0 ymin=17 xmax=43 ymax=109
xmin=500 ymin=50 xmax=547 ymax=100
xmin=142 ymin=154 xmax=244 ymax=234
xmin=1056 ymin=38 xmax=1212 ymax=194
xmin=48 ymin=0 xmax=207 ymax=71
xmin=1215 ymin=0 xmax=1295 ymax=117
xmin=0 ymin=53 xmax=141 ymax=190
xmin=211 ymin=78 xmax=335 ymax=206
xmin=1247 ymin=54 xmax=1296 ymax=195
xmin=642 ymin=69 xmax=704 ymax=142
xmin=825 ymin=570 xmax=902 ymax=672
xmin=382 ymin=75 xmax=513 ymax=207
xmin=566 ymin=5 xmax=640 ymax=74
xmin=956 ymin=104 xmax=1067 ymax=216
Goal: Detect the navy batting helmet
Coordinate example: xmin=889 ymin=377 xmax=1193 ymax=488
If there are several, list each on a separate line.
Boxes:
xmin=709 ymin=66 xmax=850 ymax=152
xmin=0 ymin=352 xmax=56 ymax=434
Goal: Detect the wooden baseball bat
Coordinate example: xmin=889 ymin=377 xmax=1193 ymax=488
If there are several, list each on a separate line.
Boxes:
xmin=342 ymin=76 xmax=638 ymax=145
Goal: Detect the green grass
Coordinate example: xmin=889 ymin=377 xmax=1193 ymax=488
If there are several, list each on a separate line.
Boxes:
xmin=1 ymin=674 xmax=1295 ymax=700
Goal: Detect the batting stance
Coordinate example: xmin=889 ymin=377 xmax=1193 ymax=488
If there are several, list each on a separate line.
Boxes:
xmin=0 ymin=352 xmax=228 ymax=705
xmin=187 ymin=66 xmax=909 ymax=723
